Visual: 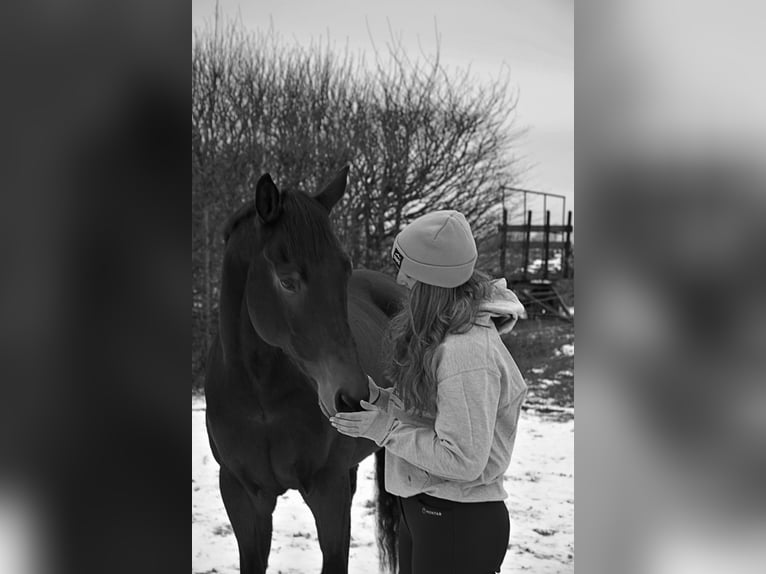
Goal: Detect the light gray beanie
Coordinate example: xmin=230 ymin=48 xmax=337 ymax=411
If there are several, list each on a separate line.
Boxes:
xmin=391 ymin=210 xmax=477 ymax=288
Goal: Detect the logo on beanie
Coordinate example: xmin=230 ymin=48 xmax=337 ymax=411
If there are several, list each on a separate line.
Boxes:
xmin=392 ymin=247 xmax=403 ymax=269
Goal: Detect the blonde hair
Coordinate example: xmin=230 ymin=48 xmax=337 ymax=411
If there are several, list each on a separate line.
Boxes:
xmin=384 ymin=270 xmax=493 ymax=416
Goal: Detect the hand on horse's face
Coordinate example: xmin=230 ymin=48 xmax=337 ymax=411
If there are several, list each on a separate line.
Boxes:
xmin=330 ymin=401 xmax=394 ymax=445
xmin=330 ymin=401 xmax=379 ymax=437
xmin=367 ymin=375 xmax=381 ymax=404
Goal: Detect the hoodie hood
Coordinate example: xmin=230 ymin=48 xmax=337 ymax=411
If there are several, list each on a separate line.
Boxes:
xmin=478 ymin=278 xmax=526 ymax=335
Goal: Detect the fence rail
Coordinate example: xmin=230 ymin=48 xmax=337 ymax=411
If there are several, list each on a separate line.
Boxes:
xmin=500 ymin=224 xmax=573 ymax=233
xmin=498 ymin=209 xmax=574 ymax=281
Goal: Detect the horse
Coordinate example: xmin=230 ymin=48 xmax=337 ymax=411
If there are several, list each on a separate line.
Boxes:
xmin=204 ymin=166 xmax=404 ymax=574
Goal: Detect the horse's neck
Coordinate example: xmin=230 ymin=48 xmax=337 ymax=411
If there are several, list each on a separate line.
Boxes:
xmin=218 ymin=246 xmax=294 ymax=382
xmin=218 ymin=246 xmax=249 ymax=361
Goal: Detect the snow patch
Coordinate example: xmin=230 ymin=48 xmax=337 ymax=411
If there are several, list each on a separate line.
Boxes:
xmin=558 ymin=344 xmax=574 ymax=357
xmin=192 ymin=400 xmax=573 ymax=573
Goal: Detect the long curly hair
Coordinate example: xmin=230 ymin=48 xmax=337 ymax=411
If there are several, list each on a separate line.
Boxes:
xmin=383 ymin=269 xmax=494 ymax=417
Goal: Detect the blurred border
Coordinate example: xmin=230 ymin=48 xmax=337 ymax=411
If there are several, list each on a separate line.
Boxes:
xmin=0 ymin=1 xmax=188 ymax=573
xmin=576 ymin=1 xmax=766 ymax=573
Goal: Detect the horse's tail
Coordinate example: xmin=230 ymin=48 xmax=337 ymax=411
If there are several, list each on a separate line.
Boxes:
xmin=374 ymin=448 xmax=399 ymax=574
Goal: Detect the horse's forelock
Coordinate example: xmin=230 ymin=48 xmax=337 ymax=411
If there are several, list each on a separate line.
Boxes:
xmin=222 ymin=201 xmax=258 ymax=244
xmin=283 ymin=191 xmax=339 ymax=256
xmin=223 ymin=190 xmax=343 ymax=265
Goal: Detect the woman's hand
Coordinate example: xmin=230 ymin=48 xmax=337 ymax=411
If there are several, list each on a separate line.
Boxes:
xmin=367 ymin=376 xmax=381 ymax=404
xmin=330 ymin=401 xmax=395 ymax=445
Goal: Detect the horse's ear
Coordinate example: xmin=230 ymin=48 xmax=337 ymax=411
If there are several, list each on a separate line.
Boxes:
xmin=255 ymin=173 xmax=282 ymax=224
xmin=313 ymin=165 xmax=349 ymax=212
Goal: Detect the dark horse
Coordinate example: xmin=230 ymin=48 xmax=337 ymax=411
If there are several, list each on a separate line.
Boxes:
xmin=205 ymin=167 xmax=404 ymax=574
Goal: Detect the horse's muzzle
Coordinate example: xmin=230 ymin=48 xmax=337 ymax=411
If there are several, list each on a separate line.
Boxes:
xmin=335 ymin=391 xmax=362 ymax=413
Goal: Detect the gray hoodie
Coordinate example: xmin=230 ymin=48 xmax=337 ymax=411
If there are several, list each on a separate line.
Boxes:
xmin=371 ymin=279 xmax=528 ymax=502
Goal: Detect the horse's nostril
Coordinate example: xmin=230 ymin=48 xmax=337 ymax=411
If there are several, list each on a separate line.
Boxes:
xmin=335 ymin=392 xmax=359 ymax=413
xmin=334 ymin=392 xmax=344 ymax=413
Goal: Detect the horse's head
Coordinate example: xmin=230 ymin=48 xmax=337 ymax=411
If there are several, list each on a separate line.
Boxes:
xmin=244 ymin=166 xmax=368 ymax=417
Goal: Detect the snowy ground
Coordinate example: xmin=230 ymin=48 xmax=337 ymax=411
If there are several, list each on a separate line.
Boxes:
xmin=192 ymin=395 xmax=573 ymax=573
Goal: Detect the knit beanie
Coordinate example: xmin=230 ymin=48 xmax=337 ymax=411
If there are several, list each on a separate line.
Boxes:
xmin=391 ymin=210 xmax=477 ymax=288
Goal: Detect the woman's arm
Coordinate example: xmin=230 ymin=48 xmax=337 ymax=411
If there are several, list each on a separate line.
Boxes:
xmin=382 ymin=369 xmax=501 ymax=481
xmin=333 ymin=368 xmax=501 ymax=482
xmin=366 ymin=375 xmax=403 ymax=413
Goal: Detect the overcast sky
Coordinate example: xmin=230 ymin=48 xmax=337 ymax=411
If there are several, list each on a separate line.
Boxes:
xmin=192 ymin=0 xmax=573 ymax=219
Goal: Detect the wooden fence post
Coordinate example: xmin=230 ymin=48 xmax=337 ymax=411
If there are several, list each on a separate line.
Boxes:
xmin=523 ymin=210 xmax=532 ymax=281
xmin=563 ymin=210 xmax=573 ymax=278
xmin=499 ymin=207 xmax=508 ymax=278
xmin=543 ymin=210 xmax=551 ymax=280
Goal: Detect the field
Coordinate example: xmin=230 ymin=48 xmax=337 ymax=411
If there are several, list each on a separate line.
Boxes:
xmin=192 ymin=318 xmax=574 ymax=573
xmin=504 ymin=318 xmax=574 ymax=417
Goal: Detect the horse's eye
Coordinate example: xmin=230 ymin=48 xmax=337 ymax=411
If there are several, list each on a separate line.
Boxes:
xmin=279 ymin=277 xmax=298 ymax=292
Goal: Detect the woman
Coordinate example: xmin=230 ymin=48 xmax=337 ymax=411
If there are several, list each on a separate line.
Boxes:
xmin=330 ymin=210 xmax=528 ymax=574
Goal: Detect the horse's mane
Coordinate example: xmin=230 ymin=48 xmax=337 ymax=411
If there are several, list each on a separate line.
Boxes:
xmin=222 ymin=201 xmax=258 ymax=243
xmin=222 ymin=190 xmax=341 ymax=262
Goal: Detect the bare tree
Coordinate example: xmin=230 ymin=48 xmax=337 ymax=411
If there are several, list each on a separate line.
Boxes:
xmin=191 ymin=20 xmax=522 ymax=387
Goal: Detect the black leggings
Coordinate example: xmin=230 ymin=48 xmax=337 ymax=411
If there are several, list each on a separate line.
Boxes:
xmin=397 ymin=493 xmax=510 ymax=574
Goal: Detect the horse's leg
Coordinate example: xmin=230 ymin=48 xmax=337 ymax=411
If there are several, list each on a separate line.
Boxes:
xmin=301 ymin=469 xmax=354 ymax=574
xmin=219 ymin=467 xmax=277 ymax=574
xmin=349 ymin=463 xmax=358 ymax=497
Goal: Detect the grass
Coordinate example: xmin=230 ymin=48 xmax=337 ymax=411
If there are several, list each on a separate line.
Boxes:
xmin=502 ymin=317 xmax=574 ymax=412
xmin=194 ymin=278 xmax=576 ymax=416
xmin=194 ymin=319 xmax=576 ymax=411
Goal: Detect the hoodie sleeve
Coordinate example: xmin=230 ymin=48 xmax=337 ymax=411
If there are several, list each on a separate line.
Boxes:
xmin=367 ymin=375 xmax=404 ymax=414
xmin=479 ymin=279 xmax=526 ymax=335
xmin=378 ymin=368 xmax=501 ymax=482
